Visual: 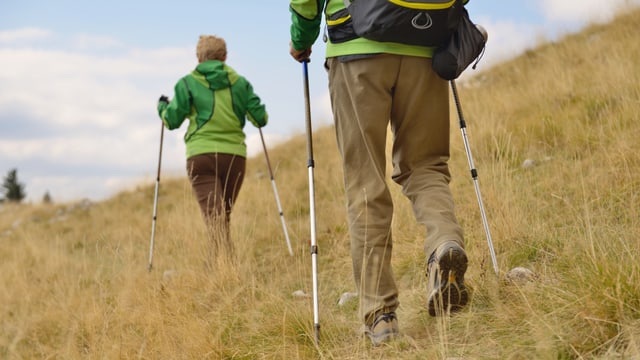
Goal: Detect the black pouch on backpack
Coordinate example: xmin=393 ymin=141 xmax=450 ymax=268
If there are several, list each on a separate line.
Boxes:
xmin=344 ymin=0 xmax=462 ymax=47
xmin=431 ymin=7 xmax=486 ymax=80
xmin=326 ymin=8 xmax=359 ymax=44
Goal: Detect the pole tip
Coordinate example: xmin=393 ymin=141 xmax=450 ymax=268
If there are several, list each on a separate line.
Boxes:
xmin=314 ymin=324 xmax=320 ymax=345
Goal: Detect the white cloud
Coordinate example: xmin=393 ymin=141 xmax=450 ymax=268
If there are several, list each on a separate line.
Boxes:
xmin=468 ymin=0 xmax=640 ymax=72
xmin=0 ymin=46 xmax=193 ymax=129
xmin=0 ymin=33 xmax=198 ymax=202
xmin=0 ymin=28 xmax=52 ymax=44
xmin=463 ymin=17 xmax=544 ymax=71
xmin=71 ymin=33 xmax=124 ymax=50
xmin=0 ymin=34 xmax=291 ymax=203
xmin=539 ymin=0 xmax=640 ymax=24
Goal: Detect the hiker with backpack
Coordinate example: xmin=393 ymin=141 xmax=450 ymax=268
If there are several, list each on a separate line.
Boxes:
xmin=289 ymin=0 xmax=470 ymax=345
xmin=157 ymin=35 xmax=268 ymax=265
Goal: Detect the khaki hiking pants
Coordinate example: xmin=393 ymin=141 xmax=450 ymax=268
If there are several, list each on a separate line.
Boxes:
xmin=327 ymin=54 xmax=464 ymax=324
xmin=187 ymin=153 xmax=246 ymax=260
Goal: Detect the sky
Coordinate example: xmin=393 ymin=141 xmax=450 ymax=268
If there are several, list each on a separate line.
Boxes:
xmin=1 ymin=0 xmax=638 ymax=203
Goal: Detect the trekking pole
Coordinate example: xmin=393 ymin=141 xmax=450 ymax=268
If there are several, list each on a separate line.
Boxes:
xmin=450 ymin=80 xmax=499 ymax=277
xmin=258 ymin=128 xmax=294 ymax=256
xmin=148 ymin=122 xmax=165 ymax=272
xmin=302 ymin=60 xmax=320 ymax=344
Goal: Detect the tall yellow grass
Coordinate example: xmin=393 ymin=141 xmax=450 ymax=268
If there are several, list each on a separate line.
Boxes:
xmin=2 ymin=8 xmax=639 ymax=359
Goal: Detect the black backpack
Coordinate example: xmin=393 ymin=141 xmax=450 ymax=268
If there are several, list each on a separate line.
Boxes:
xmin=343 ymin=0 xmax=464 ymax=47
xmin=334 ymin=0 xmax=486 ymax=80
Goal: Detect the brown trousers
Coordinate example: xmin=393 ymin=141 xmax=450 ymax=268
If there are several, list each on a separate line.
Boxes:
xmin=186 ymin=153 xmax=245 ymax=259
xmin=327 ymin=54 xmax=464 ymax=324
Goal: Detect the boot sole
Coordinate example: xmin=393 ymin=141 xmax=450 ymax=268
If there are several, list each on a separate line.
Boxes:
xmin=427 ymin=245 xmax=468 ymax=316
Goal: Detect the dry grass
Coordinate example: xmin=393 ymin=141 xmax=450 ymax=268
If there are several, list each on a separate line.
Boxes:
xmin=2 ymin=8 xmax=640 ymax=359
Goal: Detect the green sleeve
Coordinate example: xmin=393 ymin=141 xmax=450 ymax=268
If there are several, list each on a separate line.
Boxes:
xmin=244 ymin=80 xmax=268 ymax=128
xmin=289 ymin=0 xmax=325 ymax=50
xmin=158 ymin=76 xmax=192 ymax=130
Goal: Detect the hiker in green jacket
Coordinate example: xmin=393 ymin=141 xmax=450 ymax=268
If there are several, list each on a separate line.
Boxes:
xmin=158 ymin=35 xmax=268 ymax=263
xmin=289 ymin=0 xmax=469 ymax=345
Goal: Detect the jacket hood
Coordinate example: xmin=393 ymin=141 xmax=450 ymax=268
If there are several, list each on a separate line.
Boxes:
xmin=193 ymin=60 xmax=239 ymax=90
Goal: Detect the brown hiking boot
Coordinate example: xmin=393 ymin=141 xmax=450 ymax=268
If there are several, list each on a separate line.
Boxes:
xmin=426 ymin=241 xmax=469 ymax=316
xmin=364 ymin=312 xmax=399 ymax=346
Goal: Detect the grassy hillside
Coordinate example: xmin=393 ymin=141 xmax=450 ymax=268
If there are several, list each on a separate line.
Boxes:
xmin=2 ymin=9 xmax=639 ymax=359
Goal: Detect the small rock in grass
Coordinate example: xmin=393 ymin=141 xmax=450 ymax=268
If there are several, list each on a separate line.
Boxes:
xmin=163 ymin=269 xmax=178 ymax=282
xmin=292 ymin=290 xmax=310 ymax=298
xmin=505 ymin=267 xmax=536 ymax=285
xmin=337 ymin=292 xmax=358 ymax=306
xmin=522 ymin=159 xmax=536 ymax=169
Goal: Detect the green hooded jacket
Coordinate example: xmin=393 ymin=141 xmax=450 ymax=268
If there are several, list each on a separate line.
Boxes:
xmin=290 ymin=0 xmax=469 ymax=58
xmin=157 ymin=60 xmax=268 ymax=158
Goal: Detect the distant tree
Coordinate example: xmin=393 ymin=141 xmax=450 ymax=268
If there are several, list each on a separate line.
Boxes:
xmin=43 ymin=191 xmax=53 ymax=204
xmin=2 ymin=169 xmax=27 ymax=203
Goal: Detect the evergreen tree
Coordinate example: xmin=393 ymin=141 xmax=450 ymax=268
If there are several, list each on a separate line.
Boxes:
xmin=2 ymin=169 xmax=27 ymax=203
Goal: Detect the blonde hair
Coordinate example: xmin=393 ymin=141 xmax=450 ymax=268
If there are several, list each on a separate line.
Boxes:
xmin=196 ymin=35 xmax=227 ymax=62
